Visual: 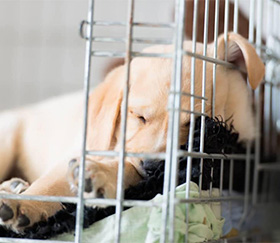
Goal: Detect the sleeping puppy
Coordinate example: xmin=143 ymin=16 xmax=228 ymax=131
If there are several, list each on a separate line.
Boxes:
xmin=0 ymin=33 xmax=264 ymax=232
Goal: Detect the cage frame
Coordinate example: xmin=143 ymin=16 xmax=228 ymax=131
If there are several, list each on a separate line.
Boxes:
xmin=0 ymin=0 xmax=280 ymax=242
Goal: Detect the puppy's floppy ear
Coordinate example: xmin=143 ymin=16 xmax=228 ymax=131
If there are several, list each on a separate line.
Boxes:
xmin=217 ymin=32 xmax=265 ymax=90
xmin=87 ymin=66 xmax=124 ymax=151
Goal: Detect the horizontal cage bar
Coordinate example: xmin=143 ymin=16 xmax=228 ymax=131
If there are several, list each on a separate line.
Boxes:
xmin=85 ymin=150 xmax=251 ymax=161
xmin=80 ymin=20 xmax=175 ymax=39
xmin=0 ymin=239 xmax=74 ymax=243
xmin=170 ymin=108 xmax=208 ymax=116
xmin=93 ymin=20 xmax=175 ymax=28
xmin=90 ymin=50 xmax=248 ymax=73
xmin=0 ymin=194 xmax=79 ymax=203
xmin=178 ymin=195 xmax=246 ymax=203
xmin=84 ymin=36 xmax=172 ymax=45
xmin=257 ymin=163 xmax=280 ymax=171
xmin=0 ymin=193 xmax=248 ymax=207
xmin=169 ymin=91 xmax=208 ymax=100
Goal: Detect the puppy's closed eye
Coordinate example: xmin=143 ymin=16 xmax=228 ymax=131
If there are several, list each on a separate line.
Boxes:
xmin=129 ymin=110 xmax=147 ymax=124
xmin=137 ymin=115 xmax=146 ymax=124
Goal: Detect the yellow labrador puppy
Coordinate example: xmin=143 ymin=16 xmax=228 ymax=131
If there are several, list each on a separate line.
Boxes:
xmin=0 ymin=33 xmax=264 ymax=232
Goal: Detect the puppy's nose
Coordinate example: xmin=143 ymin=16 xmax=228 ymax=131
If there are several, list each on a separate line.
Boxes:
xmin=142 ymin=159 xmax=163 ymax=170
xmin=141 ymin=159 xmax=164 ymax=177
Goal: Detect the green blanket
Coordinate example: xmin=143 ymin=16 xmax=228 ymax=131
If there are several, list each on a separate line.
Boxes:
xmin=54 ymin=182 xmax=224 ymax=243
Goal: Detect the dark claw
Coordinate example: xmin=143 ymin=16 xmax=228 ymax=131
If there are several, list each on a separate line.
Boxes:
xmin=17 ymin=214 xmax=30 ymax=227
xmin=84 ymin=178 xmax=92 ymax=193
xmin=96 ymin=188 xmax=105 ymax=198
xmin=0 ymin=204 xmax=14 ymax=222
xmin=10 ymin=181 xmax=21 ymax=190
xmin=69 ymin=158 xmax=77 ymax=168
xmin=74 ymin=166 xmax=80 ymax=179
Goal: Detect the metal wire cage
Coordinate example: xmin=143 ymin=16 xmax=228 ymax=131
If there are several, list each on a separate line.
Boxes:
xmin=1 ymin=0 xmax=280 ymax=242
xmin=75 ymin=0 xmax=280 ymax=242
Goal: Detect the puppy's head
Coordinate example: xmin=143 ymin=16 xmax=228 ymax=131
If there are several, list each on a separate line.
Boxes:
xmin=87 ymin=33 xmax=265 ymax=159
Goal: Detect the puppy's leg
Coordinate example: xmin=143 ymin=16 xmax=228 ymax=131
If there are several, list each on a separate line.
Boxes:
xmin=0 ymin=112 xmax=22 ymax=180
xmin=68 ymin=158 xmax=142 ymax=200
xmin=0 ymin=164 xmax=74 ymax=232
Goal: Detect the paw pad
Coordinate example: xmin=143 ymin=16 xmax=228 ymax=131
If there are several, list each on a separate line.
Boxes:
xmin=84 ymin=178 xmax=92 ymax=193
xmin=17 ymin=214 xmax=30 ymax=227
xmin=0 ymin=204 xmax=14 ymax=222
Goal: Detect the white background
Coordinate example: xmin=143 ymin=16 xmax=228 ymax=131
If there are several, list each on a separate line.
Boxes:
xmin=0 ymin=0 xmax=266 ymax=111
xmin=0 ymin=0 xmax=173 ymax=110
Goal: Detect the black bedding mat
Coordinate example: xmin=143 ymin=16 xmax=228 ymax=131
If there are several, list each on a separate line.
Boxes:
xmin=0 ymin=116 xmax=247 ymax=239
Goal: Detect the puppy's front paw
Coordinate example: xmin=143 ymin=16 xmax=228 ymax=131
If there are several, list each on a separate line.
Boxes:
xmin=0 ymin=199 xmax=63 ymax=232
xmin=68 ymin=158 xmax=117 ymax=201
xmin=0 ymin=178 xmax=51 ymax=232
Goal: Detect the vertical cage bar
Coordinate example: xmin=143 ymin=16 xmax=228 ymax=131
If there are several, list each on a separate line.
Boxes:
xmin=229 ymin=159 xmax=234 ymax=216
xmin=261 ymin=171 xmax=270 ymax=202
xmin=160 ymin=0 xmax=179 ymax=241
xmin=209 ymin=162 xmax=214 ymax=196
xmin=74 ymin=0 xmax=94 ymax=242
xmin=224 ymin=0 xmax=229 ymax=61
xmin=199 ymin=0 xmax=210 ymax=195
xmin=249 ymin=0 xmax=256 ymax=43
xmin=160 ymin=67 xmax=175 ymax=242
xmin=253 ymin=0 xmax=263 ymax=205
xmin=256 ymin=0 xmax=263 ymax=53
xmin=238 ymin=142 xmax=251 ymax=227
xmin=278 ymin=3 xmax=280 ymax=39
xmin=184 ymin=1 xmax=199 ymax=242
xmin=219 ymin=158 xmax=224 ymax=195
xmin=167 ymin=0 xmax=186 ymax=242
xmin=272 ymin=75 xmax=279 ymax=157
xmin=160 ymin=94 xmax=174 ymax=243
xmin=277 ymin=3 xmax=280 ymax=163
xmin=268 ymin=0 xmax=273 ymax=37
xmin=212 ymin=0 xmax=220 ymax=117
xmin=249 ymin=0 xmax=256 ymax=204
xmin=233 ymin=0 xmax=239 ymax=33
xmin=114 ymin=0 xmax=134 ymax=242
xmin=160 ymin=103 xmax=174 ymax=243
xmin=264 ymin=84 xmax=273 ymax=156
xmin=264 ymin=0 xmax=274 ymax=157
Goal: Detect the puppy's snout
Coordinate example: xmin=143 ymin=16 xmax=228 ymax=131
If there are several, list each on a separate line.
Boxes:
xmin=142 ymin=159 xmax=164 ymax=177
xmin=142 ymin=159 xmax=163 ymax=170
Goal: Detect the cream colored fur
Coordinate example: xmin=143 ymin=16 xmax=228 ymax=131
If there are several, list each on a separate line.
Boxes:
xmin=0 ymin=33 xmax=264 ymax=231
